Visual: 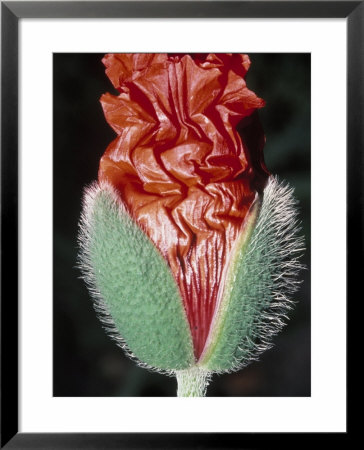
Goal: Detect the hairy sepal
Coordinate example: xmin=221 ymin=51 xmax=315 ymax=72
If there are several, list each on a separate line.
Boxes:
xmin=199 ymin=176 xmax=305 ymax=372
xmin=78 ymin=182 xmax=195 ymax=373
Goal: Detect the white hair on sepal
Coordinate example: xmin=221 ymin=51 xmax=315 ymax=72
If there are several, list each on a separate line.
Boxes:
xmin=77 ymin=175 xmax=306 ymax=383
xmin=77 ymin=181 xmax=179 ymax=377
xmin=208 ymin=175 xmax=306 ymax=375
xmin=237 ymin=175 xmax=305 ymax=372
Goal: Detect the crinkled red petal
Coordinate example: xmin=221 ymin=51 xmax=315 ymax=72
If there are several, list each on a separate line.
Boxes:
xmin=99 ymin=53 xmax=269 ymax=359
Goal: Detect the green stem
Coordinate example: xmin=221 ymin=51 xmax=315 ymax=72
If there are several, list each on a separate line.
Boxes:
xmin=175 ymin=367 xmax=211 ymax=397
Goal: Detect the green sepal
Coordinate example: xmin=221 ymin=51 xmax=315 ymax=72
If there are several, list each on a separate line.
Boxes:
xmin=198 ymin=199 xmax=260 ymax=370
xmin=79 ymin=183 xmax=195 ymax=371
xmin=199 ymin=177 xmax=304 ymax=372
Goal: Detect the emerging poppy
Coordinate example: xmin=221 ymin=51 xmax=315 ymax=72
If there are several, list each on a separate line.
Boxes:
xmin=79 ymin=53 xmax=304 ymax=396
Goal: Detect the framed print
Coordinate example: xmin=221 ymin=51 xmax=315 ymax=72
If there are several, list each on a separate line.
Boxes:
xmin=1 ymin=1 xmax=359 ymax=448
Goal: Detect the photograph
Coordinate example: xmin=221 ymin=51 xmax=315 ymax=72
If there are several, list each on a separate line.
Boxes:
xmin=53 ymin=52 xmax=311 ymax=397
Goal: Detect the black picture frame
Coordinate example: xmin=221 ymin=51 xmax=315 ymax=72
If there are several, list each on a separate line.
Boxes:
xmin=1 ymin=1 xmax=359 ymax=448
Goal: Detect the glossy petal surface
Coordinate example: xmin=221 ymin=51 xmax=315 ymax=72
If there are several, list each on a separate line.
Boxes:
xmin=99 ymin=53 xmax=269 ymax=359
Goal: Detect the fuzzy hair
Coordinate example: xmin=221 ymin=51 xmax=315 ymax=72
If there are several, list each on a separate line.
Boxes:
xmin=207 ymin=175 xmax=306 ymax=374
xmin=78 ymin=176 xmax=305 ymax=379
xmin=77 ymin=181 xmax=181 ymax=377
xmin=175 ymin=367 xmax=212 ymax=397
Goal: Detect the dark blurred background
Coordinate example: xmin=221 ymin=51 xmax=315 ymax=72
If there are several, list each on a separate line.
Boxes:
xmin=53 ymin=53 xmax=310 ymax=397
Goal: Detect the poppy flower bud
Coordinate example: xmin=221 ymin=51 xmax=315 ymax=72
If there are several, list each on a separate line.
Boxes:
xmin=78 ymin=53 xmax=304 ymax=396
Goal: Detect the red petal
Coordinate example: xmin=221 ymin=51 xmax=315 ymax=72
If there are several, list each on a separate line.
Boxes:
xmin=99 ymin=53 xmax=269 ymax=359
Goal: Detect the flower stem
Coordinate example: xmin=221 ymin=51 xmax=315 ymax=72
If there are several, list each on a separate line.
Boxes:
xmin=175 ymin=367 xmax=211 ymax=397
